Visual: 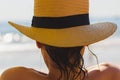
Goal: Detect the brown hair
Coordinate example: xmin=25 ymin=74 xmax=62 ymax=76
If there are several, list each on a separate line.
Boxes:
xmin=44 ymin=45 xmax=86 ymax=80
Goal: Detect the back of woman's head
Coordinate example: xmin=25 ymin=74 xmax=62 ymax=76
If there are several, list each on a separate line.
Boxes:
xmin=44 ymin=45 xmax=86 ymax=80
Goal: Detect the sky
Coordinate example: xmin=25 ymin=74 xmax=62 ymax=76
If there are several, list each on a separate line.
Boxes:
xmin=90 ymin=0 xmax=120 ymax=17
xmin=0 ymin=0 xmax=120 ymax=21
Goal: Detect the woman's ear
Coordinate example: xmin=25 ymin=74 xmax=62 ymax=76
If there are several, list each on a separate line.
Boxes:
xmin=36 ymin=41 xmax=42 ymax=48
xmin=80 ymin=46 xmax=85 ymax=56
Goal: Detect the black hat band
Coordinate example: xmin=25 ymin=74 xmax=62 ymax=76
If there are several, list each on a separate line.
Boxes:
xmin=32 ymin=14 xmax=89 ymax=29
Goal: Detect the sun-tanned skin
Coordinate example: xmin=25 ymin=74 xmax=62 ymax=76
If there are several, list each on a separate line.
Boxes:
xmin=0 ymin=46 xmax=120 ymax=80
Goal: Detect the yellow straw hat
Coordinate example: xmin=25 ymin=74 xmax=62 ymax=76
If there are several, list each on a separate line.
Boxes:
xmin=8 ymin=0 xmax=117 ymax=47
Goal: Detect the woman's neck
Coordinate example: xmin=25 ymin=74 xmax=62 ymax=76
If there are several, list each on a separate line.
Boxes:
xmin=47 ymin=65 xmax=85 ymax=80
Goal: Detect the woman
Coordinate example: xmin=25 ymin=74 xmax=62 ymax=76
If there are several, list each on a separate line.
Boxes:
xmin=1 ymin=0 xmax=120 ymax=80
xmin=1 ymin=43 xmax=120 ymax=80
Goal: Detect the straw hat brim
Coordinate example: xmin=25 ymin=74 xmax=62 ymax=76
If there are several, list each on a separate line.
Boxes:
xmin=8 ymin=21 xmax=117 ymax=47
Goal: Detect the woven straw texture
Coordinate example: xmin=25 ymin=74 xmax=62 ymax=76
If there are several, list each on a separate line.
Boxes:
xmin=8 ymin=22 xmax=117 ymax=47
xmin=8 ymin=0 xmax=117 ymax=47
xmin=34 ymin=0 xmax=89 ymax=17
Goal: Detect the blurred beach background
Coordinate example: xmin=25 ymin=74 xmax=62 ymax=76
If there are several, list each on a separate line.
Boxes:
xmin=0 ymin=0 xmax=120 ymax=74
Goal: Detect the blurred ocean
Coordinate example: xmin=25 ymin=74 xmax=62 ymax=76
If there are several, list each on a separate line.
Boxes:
xmin=0 ymin=17 xmax=120 ymax=74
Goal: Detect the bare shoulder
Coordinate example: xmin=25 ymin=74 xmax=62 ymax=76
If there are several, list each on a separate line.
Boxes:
xmin=86 ymin=62 xmax=120 ymax=80
xmin=0 ymin=67 xmax=47 ymax=80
